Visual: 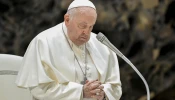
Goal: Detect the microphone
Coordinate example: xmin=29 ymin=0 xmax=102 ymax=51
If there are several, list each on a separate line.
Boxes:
xmin=96 ymin=32 xmax=124 ymax=58
xmin=96 ymin=32 xmax=150 ymax=100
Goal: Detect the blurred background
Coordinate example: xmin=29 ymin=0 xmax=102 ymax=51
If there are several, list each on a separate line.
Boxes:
xmin=0 ymin=0 xmax=175 ymax=100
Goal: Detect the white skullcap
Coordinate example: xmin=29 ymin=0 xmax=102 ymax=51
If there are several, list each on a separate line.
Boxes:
xmin=68 ymin=0 xmax=96 ymax=11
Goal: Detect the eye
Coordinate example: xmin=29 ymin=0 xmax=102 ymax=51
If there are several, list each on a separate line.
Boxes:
xmin=78 ymin=24 xmax=87 ymax=29
xmin=78 ymin=22 xmax=88 ymax=29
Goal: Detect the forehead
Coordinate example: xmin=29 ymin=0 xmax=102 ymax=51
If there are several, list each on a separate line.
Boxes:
xmin=77 ymin=6 xmax=96 ymax=13
xmin=73 ymin=7 xmax=97 ymax=25
xmin=78 ymin=7 xmax=96 ymax=17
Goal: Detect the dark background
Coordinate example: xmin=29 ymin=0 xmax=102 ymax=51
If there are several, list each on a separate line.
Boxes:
xmin=0 ymin=0 xmax=175 ymax=100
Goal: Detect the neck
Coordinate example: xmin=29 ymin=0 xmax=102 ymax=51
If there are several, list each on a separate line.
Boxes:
xmin=75 ymin=42 xmax=85 ymax=47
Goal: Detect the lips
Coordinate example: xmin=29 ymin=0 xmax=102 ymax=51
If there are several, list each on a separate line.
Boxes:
xmin=81 ymin=37 xmax=87 ymax=39
xmin=80 ymin=36 xmax=88 ymax=39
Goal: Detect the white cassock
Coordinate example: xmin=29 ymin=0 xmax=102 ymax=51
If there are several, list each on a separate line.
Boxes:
xmin=16 ymin=22 xmax=122 ymax=100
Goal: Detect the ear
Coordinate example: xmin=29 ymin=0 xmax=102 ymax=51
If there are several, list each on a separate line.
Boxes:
xmin=64 ymin=14 xmax=70 ymax=26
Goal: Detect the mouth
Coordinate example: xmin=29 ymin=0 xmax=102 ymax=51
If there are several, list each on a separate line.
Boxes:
xmin=81 ymin=37 xmax=87 ymax=39
xmin=80 ymin=36 xmax=88 ymax=39
xmin=79 ymin=36 xmax=88 ymax=42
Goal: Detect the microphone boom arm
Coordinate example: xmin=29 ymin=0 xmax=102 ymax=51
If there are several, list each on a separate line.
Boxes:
xmin=97 ymin=32 xmax=150 ymax=100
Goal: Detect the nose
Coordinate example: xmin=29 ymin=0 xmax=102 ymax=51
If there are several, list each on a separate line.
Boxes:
xmin=83 ymin=28 xmax=90 ymax=35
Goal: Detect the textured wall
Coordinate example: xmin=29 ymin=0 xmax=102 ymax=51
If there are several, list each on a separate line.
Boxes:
xmin=0 ymin=0 xmax=175 ymax=100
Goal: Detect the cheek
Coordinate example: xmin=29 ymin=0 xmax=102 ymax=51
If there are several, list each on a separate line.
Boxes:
xmin=74 ymin=28 xmax=82 ymax=37
xmin=69 ymin=25 xmax=77 ymax=35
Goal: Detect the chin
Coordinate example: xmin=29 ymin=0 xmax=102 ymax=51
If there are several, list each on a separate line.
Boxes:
xmin=78 ymin=41 xmax=86 ymax=46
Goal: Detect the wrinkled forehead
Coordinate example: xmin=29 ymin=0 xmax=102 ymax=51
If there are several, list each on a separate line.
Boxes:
xmin=76 ymin=7 xmax=97 ymax=15
xmin=75 ymin=14 xmax=97 ymax=26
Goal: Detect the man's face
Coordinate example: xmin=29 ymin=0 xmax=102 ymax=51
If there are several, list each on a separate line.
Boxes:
xmin=65 ymin=8 xmax=97 ymax=46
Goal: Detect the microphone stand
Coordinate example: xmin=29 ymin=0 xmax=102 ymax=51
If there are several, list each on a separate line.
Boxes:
xmin=97 ymin=32 xmax=150 ymax=100
xmin=119 ymin=54 xmax=150 ymax=100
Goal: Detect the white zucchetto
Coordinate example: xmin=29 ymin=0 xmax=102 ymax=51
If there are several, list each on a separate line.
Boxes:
xmin=68 ymin=0 xmax=96 ymax=11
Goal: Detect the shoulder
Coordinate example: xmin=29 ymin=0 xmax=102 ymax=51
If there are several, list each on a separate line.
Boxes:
xmin=89 ymin=32 xmax=110 ymax=52
xmin=36 ymin=23 xmax=62 ymax=40
xmin=30 ymin=23 xmax=63 ymax=43
xmin=89 ymin=32 xmax=104 ymax=47
xmin=28 ymin=22 xmax=63 ymax=47
xmin=89 ymin=32 xmax=116 ymax=57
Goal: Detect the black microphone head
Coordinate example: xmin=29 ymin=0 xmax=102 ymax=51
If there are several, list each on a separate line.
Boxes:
xmin=96 ymin=32 xmax=105 ymax=42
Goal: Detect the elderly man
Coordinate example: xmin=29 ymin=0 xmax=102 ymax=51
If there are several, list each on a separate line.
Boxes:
xmin=16 ymin=0 xmax=122 ymax=100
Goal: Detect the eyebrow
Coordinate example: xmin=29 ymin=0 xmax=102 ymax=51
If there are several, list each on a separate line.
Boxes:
xmin=79 ymin=22 xmax=95 ymax=26
xmin=79 ymin=22 xmax=87 ymax=25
